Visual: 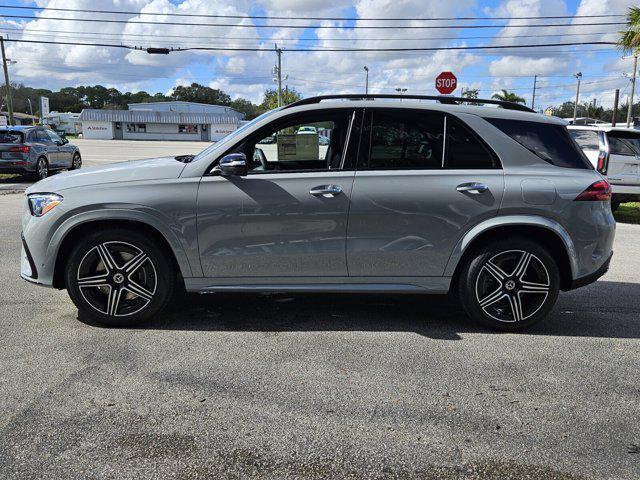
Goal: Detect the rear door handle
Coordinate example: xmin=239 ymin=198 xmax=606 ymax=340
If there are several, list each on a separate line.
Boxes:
xmin=310 ymin=184 xmax=342 ymax=198
xmin=456 ymin=182 xmax=489 ymax=194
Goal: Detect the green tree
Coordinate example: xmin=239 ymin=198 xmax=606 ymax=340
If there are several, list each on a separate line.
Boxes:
xmin=491 ymin=89 xmax=526 ymax=105
xmin=170 ymin=83 xmax=231 ymax=105
xmin=230 ymin=98 xmax=264 ymax=120
xmin=261 ymin=88 xmax=302 ymax=110
xmin=619 ymin=7 xmax=640 ymax=54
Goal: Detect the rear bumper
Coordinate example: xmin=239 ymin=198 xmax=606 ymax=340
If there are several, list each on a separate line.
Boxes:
xmin=569 ymin=252 xmax=612 ymax=290
xmin=611 ymin=183 xmax=640 ymax=195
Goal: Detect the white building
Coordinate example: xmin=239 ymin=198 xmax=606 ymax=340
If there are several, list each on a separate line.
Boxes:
xmin=79 ymin=101 xmax=244 ymax=141
xmin=43 ymin=111 xmax=81 ymax=135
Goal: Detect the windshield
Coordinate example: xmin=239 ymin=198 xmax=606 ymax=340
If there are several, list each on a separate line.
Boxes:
xmin=191 ymin=108 xmax=281 ymax=162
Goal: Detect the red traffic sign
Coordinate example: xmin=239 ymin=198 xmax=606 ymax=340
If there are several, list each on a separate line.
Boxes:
xmin=436 ymin=72 xmax=457 ymax=95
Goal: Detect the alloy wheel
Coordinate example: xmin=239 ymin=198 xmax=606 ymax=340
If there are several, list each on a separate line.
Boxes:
xmin=72 ymin=154 xmax=82 ymax=169
xmin=37 ymin=159 xmax=48 ymax=180
xmin=474 ymin=249 xmax=551 ymax=323
xmin=76 ymin=241 xmax=157 ymax=317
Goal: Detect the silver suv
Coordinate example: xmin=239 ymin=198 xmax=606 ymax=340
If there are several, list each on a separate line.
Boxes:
xmin=20 ymin=95 xmax=615 ymax=331
xmin=568 ymin=125 xmax=640 ymax=210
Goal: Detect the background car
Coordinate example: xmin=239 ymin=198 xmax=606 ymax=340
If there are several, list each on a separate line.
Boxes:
xmin=568 ymin=125 xmax=640 ymax=210
xmin=296 ymin=125 xmax=318 ymax=134
xmin=0 ymin=126 xmax=81 ymax=180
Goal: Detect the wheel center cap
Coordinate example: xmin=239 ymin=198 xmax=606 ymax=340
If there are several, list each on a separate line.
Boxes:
xmin=505 ymin=280 xmax=516 ymax=291
xmin=113 ymin=273 xmax=125 ymax=284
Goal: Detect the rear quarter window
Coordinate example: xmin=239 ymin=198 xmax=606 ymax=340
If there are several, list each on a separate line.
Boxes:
xmin=485 ymin=118 xmax=592 ymax=169
xmin=606 ymin=131 xmax=640 ymax=155
xmin=0 ymin=131 xmax=23 ymax=144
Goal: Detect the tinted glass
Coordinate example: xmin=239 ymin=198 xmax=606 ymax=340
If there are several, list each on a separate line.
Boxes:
xmin=37 ymin=130 xmax=52 ymax=143
xmin=607 ymin=131 xmax=640 ymax=155
xmin=46 ymin=130 xmax=62 ymax=143
xmin=569 ymin=129 xmax=599 ymax=151
xmin=366 ymin=110 xmax=444 ymax=169
xmin=0 ymin=130 xmax=23 ymax=144
xmin=486 ymin=118 xmax=591 ymax=169
xmin=445 ymin=117 xmax=497 ymax=169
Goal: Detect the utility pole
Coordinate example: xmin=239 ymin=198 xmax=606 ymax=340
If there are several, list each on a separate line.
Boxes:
xmin=612 ymin=88 xmax=619 ymax=127
xmin=364 ymin=66 xmax=369 ymax=94
xmin=0 ymin=36 xmax=14 ymax=126
xmin=572 ymin=72 xmax=582 ymax=124
xmin=531 ymin=75 xmax=537 ymax=111
xmin=627 ymin=53 xmax=638 ymax=128
xmin=274 ymin=44 xmax=283 ymax=107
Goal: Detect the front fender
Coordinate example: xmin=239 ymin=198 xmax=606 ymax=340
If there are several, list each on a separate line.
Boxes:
xmin=443 ymin=215 xmax=578 ymax=279
xmin=47 ymin=206 xmax=196 ymax=280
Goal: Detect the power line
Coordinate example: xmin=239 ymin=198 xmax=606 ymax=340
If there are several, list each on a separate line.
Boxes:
xmin=0 ymin=14 xmax=626 ymax=29
xmin=0 ymin=25 xmax=616 ymax=43
xmin=3 ymin=37 xmax=617 ymax=52
xmin=0 ymin=4 xmax=626 ymax=22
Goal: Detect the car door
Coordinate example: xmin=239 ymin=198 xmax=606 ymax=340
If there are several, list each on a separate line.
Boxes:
xmin=196 ymin=108 xmax=361 ymax=280
xmin=347 ymin=108 xmax=505 ymax=278
xmin=36 ymin=129 xmax=59 ymax=167
xmin=605 ymin=130 xmax=640 ymax=186
xmin=45 ymin=130 xmax=69 ymax=167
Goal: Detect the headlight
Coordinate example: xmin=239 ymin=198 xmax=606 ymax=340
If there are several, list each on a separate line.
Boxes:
xmin=28 ymin=193 xmax=63 ymax=217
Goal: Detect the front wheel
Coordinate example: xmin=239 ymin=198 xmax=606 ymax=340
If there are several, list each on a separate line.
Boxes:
xmin=458 ymin=238 xmax=560 ymax=331
xmin=70 ymin=152 xmax=82 ymax=170
xmin=64 ymin=229 xmax=175 ymax=326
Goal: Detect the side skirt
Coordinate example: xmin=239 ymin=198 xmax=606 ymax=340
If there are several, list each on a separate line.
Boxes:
xmin=184 ymin=277 xmax=451 ymax=294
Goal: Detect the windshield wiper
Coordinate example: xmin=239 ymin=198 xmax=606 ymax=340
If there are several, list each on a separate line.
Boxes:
xmin=174 ymin=154 xmax=195 ymax=163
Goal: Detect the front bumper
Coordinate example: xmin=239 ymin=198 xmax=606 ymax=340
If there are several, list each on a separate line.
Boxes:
xmin=20 ymin=233 xmax=38 ymax=281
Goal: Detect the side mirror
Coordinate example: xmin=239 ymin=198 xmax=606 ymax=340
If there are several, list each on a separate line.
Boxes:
xmin=217 ymin=153 xmax=248 ymax=176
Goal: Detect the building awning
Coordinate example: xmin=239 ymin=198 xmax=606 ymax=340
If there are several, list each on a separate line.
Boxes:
xmin=79 ymin=109 xmax=240 ymax=125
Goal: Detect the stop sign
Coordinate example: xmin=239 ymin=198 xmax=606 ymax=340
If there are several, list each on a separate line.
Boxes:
xmin=436 ymin=72 xmax=457 ymax=95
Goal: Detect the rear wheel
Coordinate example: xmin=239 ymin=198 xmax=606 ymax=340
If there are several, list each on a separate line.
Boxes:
xmin=64 ymin=228 xmax=175 ymax=327
xmin=458 ymin=238 xmax=560 ymax=331
xmin=34 ymin=157 xmax=48 ymax=181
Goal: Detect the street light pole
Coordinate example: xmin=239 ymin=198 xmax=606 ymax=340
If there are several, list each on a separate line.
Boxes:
xmin=572 ymin=72 xmax=582 ymax=124
xmin=0 ymin=35 xmax=15 ymax=126
xmin=395 ymin=87 xmax=407 ymax=101
xmin=627 ymin=53 xmax=638 ymax=128
xmin=275 ymin=44 xmax=283 ymax=108
xmin=531 ymin=74 xmax=537 ymax=111
xmin=364 ymin=66 xmax=369 ymax=95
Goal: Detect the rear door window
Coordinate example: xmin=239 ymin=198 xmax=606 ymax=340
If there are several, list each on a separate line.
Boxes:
xmin=365 ymin=109 xmax=444 ymax=170
xmin=486 ymin=118 xmax=592 ymax=169
xmin=607 ymin=131 xmax=640 ymax=156
xmin=569 ymin=129 xmax=599 ymax=151
xmin=0 ymin=130 xmax=23 ymax=144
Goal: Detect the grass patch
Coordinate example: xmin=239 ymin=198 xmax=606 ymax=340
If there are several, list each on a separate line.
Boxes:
xmin=0 ymin=173 xmax=20 ymax=180
xmin=614 ymin=202 xmax=640 ymax=224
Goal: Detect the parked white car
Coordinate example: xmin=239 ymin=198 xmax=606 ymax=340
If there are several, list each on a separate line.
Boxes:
xmin=568 ymin=125 xmax=640 ymax=210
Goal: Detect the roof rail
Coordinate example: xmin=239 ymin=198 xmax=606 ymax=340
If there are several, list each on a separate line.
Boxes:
xmin=283 ymin=94 xmax=535 ymax=113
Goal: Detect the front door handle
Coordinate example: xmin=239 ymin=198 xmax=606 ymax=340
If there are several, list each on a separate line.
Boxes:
xmin=456 ymin=182 xmax=489 ymax=194
xmin=310 ymin=184 xmax=342 ymax=198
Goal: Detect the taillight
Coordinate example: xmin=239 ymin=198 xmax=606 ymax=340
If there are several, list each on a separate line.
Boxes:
xmin=596 ymin=151 xmax=609 ymax=174
xmin=575 ymin=180 xmax=612 ymax=201
xmin=9 ymin=145 xmax=30 ymax=154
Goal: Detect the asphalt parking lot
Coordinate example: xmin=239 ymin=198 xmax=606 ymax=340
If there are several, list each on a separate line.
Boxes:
xmin=0 ymin=188 xmax=639 ymax=479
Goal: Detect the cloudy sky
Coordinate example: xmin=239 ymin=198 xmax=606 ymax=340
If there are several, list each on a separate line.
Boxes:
xmin=0 ymin=0 xmax=636 ymax=110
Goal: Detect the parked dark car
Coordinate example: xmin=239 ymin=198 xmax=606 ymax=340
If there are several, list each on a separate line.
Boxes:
xmin=0 ymin=126 xmax=81 ymax=180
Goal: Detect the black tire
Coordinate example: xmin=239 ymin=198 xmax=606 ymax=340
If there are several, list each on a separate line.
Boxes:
xmin=70 ymin=152 xmax=82 ymax=170
xmin=457 ymin=237 xmax=560 ymax=331
xmin=33 ymin=157 xmax=48 ymax=181
xmin=64 ymin=228 xmax=175 ymax=327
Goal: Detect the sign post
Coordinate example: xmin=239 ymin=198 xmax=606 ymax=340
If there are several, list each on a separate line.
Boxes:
xmin=436 ymin=72 xmax=457 ymax=95
xmin=40 ymin=96 xmax=49 ymax=124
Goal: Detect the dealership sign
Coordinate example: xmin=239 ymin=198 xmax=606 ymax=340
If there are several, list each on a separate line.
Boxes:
xmin=436 ymin=72 xmax=457 ymax=95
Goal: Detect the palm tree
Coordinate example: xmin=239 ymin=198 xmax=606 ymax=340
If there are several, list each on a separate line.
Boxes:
xmin=491 ymin=89 xmax=526 ymax=105
xmin=619 ymin=7 xmax=640 ymax=54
